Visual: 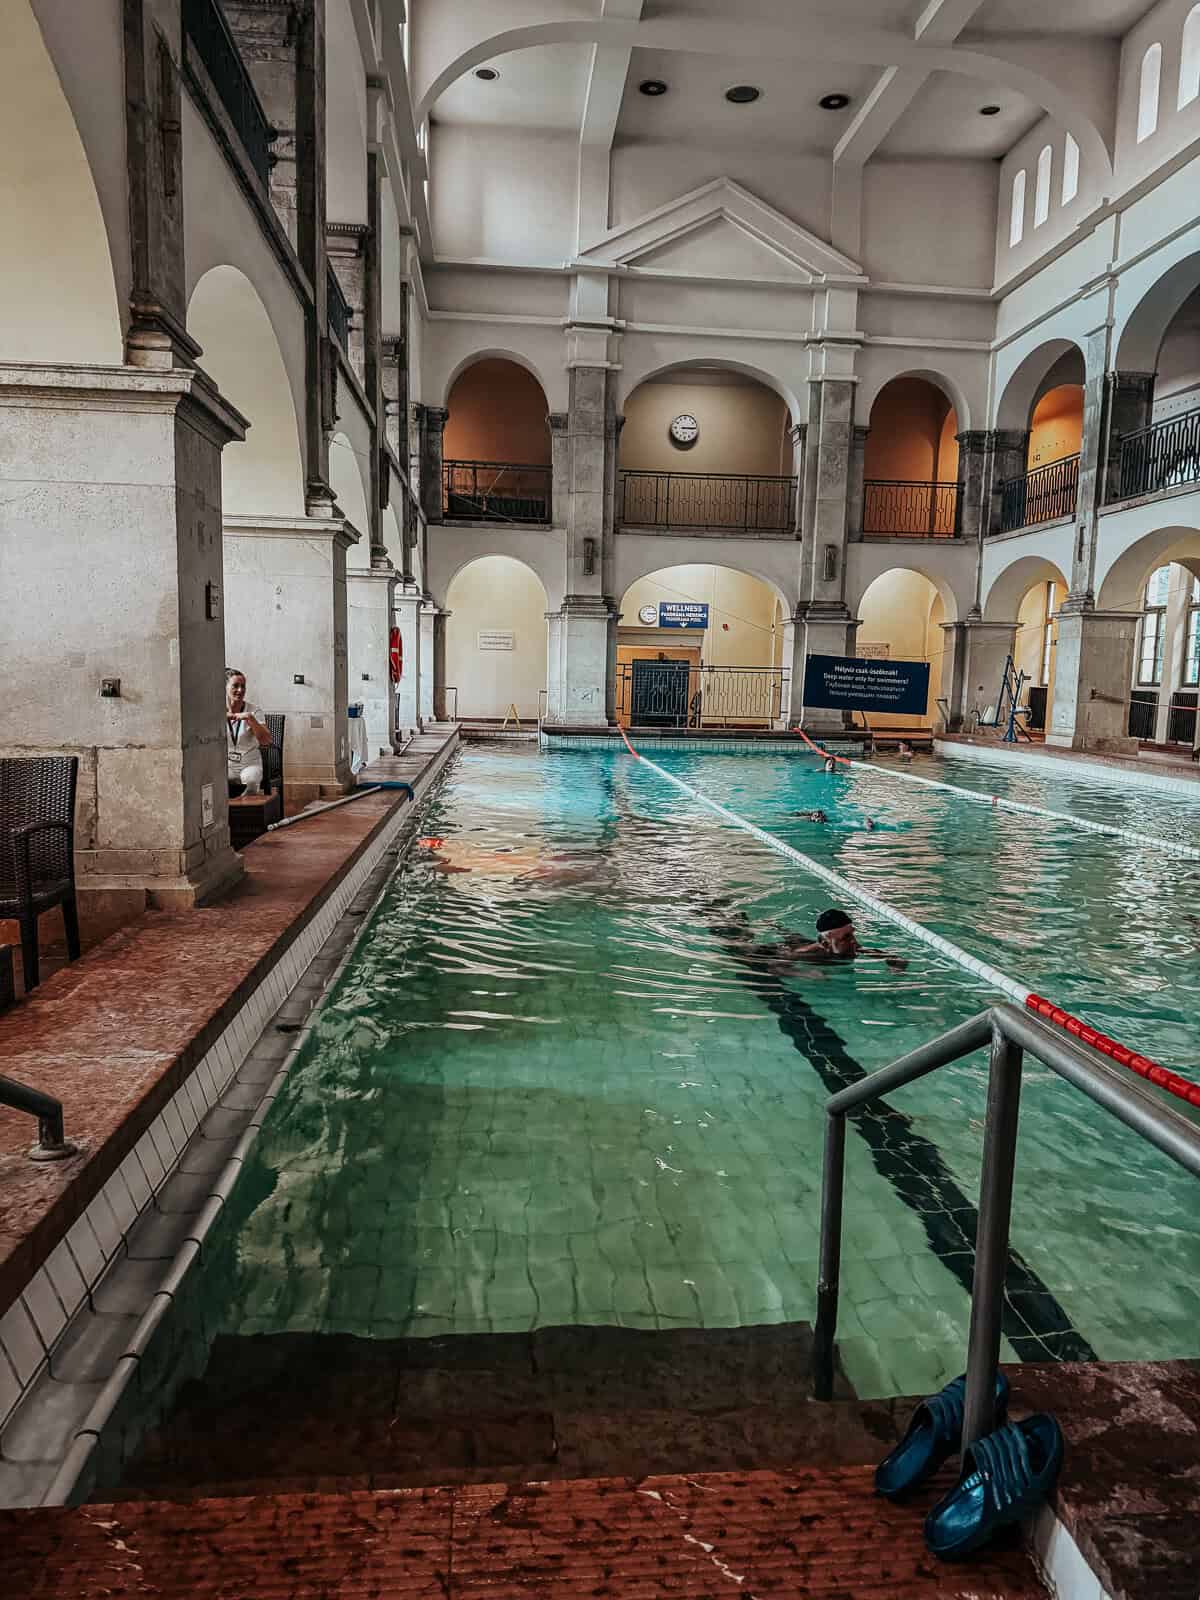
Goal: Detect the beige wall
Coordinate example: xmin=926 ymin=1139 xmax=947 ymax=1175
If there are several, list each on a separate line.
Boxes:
xmin=620 ymin=565 xmax=780 ymax=668
xmin=445 ymin=556 xmax=548 ymax=719
xmin=857 ymin=570 xmax=946 ymax=728
xmin=620 ymin=378 xmax=790 ymax=477
xmin=864 ymin=378 xmax=959 ymax=482
xmin=1027 ymin=384 xmax=1084 ymax=468
xmin=444 ymin=358 xmax=551 ymax=465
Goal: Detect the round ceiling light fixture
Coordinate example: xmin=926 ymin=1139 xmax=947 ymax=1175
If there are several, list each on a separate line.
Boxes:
xmin=639 ymin=78 xmax=669 ymax=96
xmin=725 ymin=84 xmax=762 ymax=104
xmin=473 ymin=66 xmax=500 ymax=81
xmin=819 ymin=92 xmax=852 ymax=111
xmin=980 ymin=104 xmax=1002 ymax=116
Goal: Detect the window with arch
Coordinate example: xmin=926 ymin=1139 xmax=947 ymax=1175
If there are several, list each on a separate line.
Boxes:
xmin=1138 ymin=565 xmax=1171 ymax=684
xmin=1009 ymin=169 xmax=1026 ymax=246
xmin=1185 ymin=577 xmax=1200 ymax=686
xmin=1062 ymin=133 xmax=1080 ymax=204
xmin=1034 ymin=144 xmax=1052 ymax=225
xmin=1181 ymin=5 xmax=1200 ymax=109
xmin=1137 ymin=42 xmax=1162 ymax=142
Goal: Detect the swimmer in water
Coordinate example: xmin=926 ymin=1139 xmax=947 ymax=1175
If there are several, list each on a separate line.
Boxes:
xmin=824 ymin=756 xmax=837 ymax=774
xmin=864 ymin=817 xmax=876 ymax=831
xmin=718 ymin=906 xmax=907 ymax=974
xmin=795 ymin=809 xmax=828 ymax=823
xmin=898 ymin=741 xmax=914 ymax=760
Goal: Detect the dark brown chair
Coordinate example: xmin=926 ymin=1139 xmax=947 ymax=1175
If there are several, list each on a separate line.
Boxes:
xmin=228 ymin=715 xmax=286 ymax=849
xmin=0 ymin=756 xmax=80 ymax=991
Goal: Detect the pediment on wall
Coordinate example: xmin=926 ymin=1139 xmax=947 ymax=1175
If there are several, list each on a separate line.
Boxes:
xmin=574 ymin=178 xmax=863 ymax=285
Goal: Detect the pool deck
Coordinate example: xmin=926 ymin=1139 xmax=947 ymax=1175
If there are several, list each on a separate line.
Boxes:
xmin=938 ymin=733 xmax=1200 ymax=787
xmin=0 ymin=728 xmax=458 ymax=1326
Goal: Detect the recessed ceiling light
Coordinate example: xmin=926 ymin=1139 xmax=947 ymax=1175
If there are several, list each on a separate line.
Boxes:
xmin=474 ymin=66 xmax=499 ymax=82
xmin=639 ymin=78 xmax=669 ymax=96
xmin=725 ymin=84 xmax=761 ymax=104
xmin=819 ymin=93 xmax=851 ymax=111
xmin=980 ymin=104 xmax=1002 ymax=116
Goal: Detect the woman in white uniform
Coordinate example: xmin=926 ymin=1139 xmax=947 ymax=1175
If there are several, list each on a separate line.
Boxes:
xmin=225 ymin=668 xmax=272 ymax=795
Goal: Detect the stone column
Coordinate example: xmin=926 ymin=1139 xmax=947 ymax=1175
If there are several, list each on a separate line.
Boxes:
xmin=223 ymin=515 xmax=356 ymax=800
xmin=956 ymin=431 xmax=992 ymax=546
xmin=347 ymin=567 xmax=398 ymax=757
xmin=548 ymin=412 xmax=569 ymax=528
xmin=419 ymin=602 xmax=437 ymax=722
xmin=1047 ymin=605 xmax=1141 ymax=753
xmin=381 ymin=336 xmax=407 ymax=463
xmin=0 ymin=364 xmax=247 ymax=915
xmin=987 ymin=430 xmax=1029 ymax=537
xmin=1067 ymin=327 xmax=1114 ymax=606
xmin=944 ymin=620 xmax=1020 ymax=730
xmin=786 ymin=606 xmax=860 ymax=733
xmin=544 ymin=611 xmax=563 ymax=723
xmin=1102 ymin=371 xmax=1156 ymax=504
xmin=327 ymin=223 xmax=368 ymax=389
xmin=846 ymin=423 xmax=868 ymax=541
xmin=558 ymin=598 xmax=617 ymax=727
xmin=393 ymin=583 xmax=424 ymax=734
xmin=788 ymin=422 xmax=807 ymax=536
xmin=418 ymin=405 xmax=448 ymax=524
xmin=222 ymin=1 xmax=297 ymax=245
xmin=294 ymin=0 xmax=334 ymax=513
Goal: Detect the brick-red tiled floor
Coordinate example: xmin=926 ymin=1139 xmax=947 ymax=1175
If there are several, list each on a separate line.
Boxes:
xmin=0 ymin=1469 xmax=1046 ymax=1598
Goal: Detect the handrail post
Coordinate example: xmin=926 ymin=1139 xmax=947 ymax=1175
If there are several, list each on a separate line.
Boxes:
xmin=961 ymin=1020 xmax=1024 ymax=1457
xmin=812 ymin=1109 xmax=847 ymax=1400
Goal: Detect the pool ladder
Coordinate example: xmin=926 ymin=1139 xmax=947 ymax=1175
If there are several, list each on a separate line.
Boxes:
xmin=812 ymin=1002 xmax=1200 ymax=1459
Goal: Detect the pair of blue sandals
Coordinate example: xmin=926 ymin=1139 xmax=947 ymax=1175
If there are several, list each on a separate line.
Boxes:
xmin=874 ymin=1372 xmax=1064 ymax=1560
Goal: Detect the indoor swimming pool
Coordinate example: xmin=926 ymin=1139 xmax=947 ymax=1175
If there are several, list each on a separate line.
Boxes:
xmin=156 ymin=741 xmax=1200 ymax=1412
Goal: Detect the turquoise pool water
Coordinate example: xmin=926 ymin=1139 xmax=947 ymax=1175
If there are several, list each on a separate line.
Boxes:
xmin=201 ymin=743 xmax=1200 ymax=1401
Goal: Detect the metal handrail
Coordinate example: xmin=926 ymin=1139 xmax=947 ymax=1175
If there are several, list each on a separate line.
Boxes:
xmin=1116 ymin=404 xmax=1200 ymax=500
xmin=813 ymin=1002 xmax=1200 ymax=1458
xmin=618 ymin=469 xmax=798 ymax=534
xmin=0 ymin=1072 xmax=76 ymax=1162
xmin=862 ymin=478 xmax=961 ymax=538
xmin=182 ymin=0 xmax=276 ymax=188
xmin=327 ymin=265 xmax=353 ymax=351
xmin=997 ymin=453 xmax=1080 ymax=532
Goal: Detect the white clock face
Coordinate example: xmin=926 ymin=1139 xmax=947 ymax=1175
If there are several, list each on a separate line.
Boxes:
xmin=638 ymin=604 xmax=659 ymax=625
xmin=669 ymin=413 xmax=699 ymax=446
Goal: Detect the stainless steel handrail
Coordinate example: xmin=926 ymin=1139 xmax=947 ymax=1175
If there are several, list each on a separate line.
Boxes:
xmin=812 ymin=1002 xmax=1200 ymax=1458
xmin=0 ymin=1072 xmax=76 ymax=1162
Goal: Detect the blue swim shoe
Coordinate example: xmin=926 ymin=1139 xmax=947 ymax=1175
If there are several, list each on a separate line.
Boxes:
xmin=874 ymin=1372 xmax=1009 ymax=1500
xmin=924 ymin=1412 xmax=1064 ymax=1560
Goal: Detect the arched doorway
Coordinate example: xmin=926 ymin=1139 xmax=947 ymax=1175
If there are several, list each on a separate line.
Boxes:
xmin=995 ymin=344 xmax=1085 ymax=532
xmin=984 ymin=556 xmax=1071 ymax=734
xmin=616 ymin=565 xmax=787 ymax=728
xmin=862 ymin=375 xmax=960 ymax=536
xmin=445 ymin=556 xmax=550 ymax=724
xmin=855 ymin=569 xmax=957 ymax=733
xmin=443 ymin=357 xmax=553 ymax=524
xmin=1114 ymin=256 xmax=1200 ymax=500
xmin=1098 ymin=529 xmax=1200 ymax=750
xmin=619 ymin=364 xmax=797 ymax=535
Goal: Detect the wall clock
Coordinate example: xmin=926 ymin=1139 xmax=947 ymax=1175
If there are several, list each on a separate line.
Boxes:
xmin=669 ymin=413 xmax=699 ymax=448
xmin=638 ymin=604 xmax=659 ymax=624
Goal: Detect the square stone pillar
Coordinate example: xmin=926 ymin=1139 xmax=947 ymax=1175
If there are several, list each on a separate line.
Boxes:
xmin=1103 ymin=371 xmax=1156 ymax=504
xmin=557 ymin=597 xmax=616 ymax=727
xmin=791 ymin=374 xmax=856 ymax=732
xmin=786 ymin=605 xmax=858 ymax=734
xmin=987 ymin=430 xmax=1030 ymax=537
xmin=221 ymin=1 xmax=297 ymax=245
xmin=223 ymin=515 xmax=356 ymax=800
xmin=956 ymin=431 xmax=992 ymax=546
xmin=419 ymin=602 xmax=437 ymax=722
xmin=1047 ymin=606 xmax=1140 ymax=753
xmin=433 ymin=609 xmax=450 ymax=721
xmin=545 ymin=610 xmax=564 ymax=723
xmin=417 ymin=405 xmax=448 ymax=525
xmin=393 ymin=583 xmax=424 ymax=734
xmin=943 ymin=620 xmax=1019 ymax=731
xmin=0 ymin=364 xmax=247 ymax=912
xmin=326 ymin=224 xmax=368 ymax=389
xmin=846 ymin=423 xmax=867 ymax=541
xmin=348 ymin=565 xmax=398 ymax=757
xmin=549 ymin=412 xmax=569 ymax=528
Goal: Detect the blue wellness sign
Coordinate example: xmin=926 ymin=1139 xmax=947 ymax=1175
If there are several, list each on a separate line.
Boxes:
xmin=803 ymin=653 xmax=930 ymax=716
xmin=658 ymin=601 xmax=709 ymax=629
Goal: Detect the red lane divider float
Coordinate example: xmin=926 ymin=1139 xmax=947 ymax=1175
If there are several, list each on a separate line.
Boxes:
xmin=618 ymin=723 xmax=642 ymax=760
xmin=792 ymin=726 xmax=855 ymax=767
xmin=1025 ymin=994 xmax=1200 ymax=1108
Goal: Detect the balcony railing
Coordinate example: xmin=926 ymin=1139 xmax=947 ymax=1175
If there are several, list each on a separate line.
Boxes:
xmin=615 ymin=663 xmax=788 ymax=728
xmin=326 ymin=266 xmax=352 ymax=352
xmin=619 ymin=471 xmax=796 ymax=534
xmin=862 ymin=479 xmax=960 ymax=538
xmin=1117 ymin=406 xmax=1200 ymax=501
xmin=183 ymin=0 xmax=276 ymax=189
xmin=998 ymin=453 xmax=1080 ymax=533
xmin=443 ymin=460 xmax=552 ymax=524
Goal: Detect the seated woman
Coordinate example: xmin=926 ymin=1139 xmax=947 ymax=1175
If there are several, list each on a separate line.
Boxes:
xmin=226 ymin=668 xmax=272 ymax=796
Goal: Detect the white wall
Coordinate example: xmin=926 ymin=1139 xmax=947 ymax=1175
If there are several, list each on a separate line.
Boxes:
xmin=445 ymin=556 xmax=549 ymax=718
xmin=431 ymin=125 xmax=578 ymax=263
xmin=862 ymin=161 xmax=997 ymax=289
xmin=620 ymin=566 xmax=781 ymax=669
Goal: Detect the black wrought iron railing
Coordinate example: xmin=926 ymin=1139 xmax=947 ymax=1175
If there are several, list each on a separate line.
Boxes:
xmin=326 ymin=265 xmax=352 ymax=352
xmin=443 ymin=460 xmax=552 ymax=524
xmin=615 ymin=663 xmax=788 ymax=728
xmin=862 ymin=479 xmax=960 ymax=537
xmin=1117 ymin=406 xmax=1200 ymax=501
xmin=619 ymin=471 xmax=796 ymax=534
xmin=183 ymin=0 xmax=276 ymax=188
xmin=998 ymin=453 xmax=1080 ymax=533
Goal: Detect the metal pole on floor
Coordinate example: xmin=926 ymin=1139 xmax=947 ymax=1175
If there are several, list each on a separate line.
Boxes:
xmin=961 ymin=1023 xmax=1024 ymax=1457
xmin=812 ymin=1110 xmax=847 ymax=1400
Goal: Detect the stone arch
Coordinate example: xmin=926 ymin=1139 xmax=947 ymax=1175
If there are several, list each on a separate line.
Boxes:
xmin=444 ymin=356 xmax=553 ymax=473
xmin=1097 ymin=526 xmax=1200 ymax=611
xmin=188 ymin=265 xmax=306 ymax=517
xmin=442 ymin=348 xmax=554 ymax=411
xmin=861 ymin=373 xmax=963 ymax=536
xmin=614 ymin=542 xmax=797 ymax=613
xmin=852 ymin=567 xmax=955 ymax=728
xmin=445 ymin=555 xmax=551 ymax=721
xmin=849 ymin=563 xmax=962 ymax=627
xmin=1114 ymin=250 xmax=1200 ymax=374
xmin=994 ymin=339 xmax=1086 ymax=432
xmin=857 ymin=366 xmax=970 ymax=434
xmin=983 ymin=554 xmax=1071 ymax=621
xmin=329 ymin=429 xmax=372 ymax=566
xmin=1 ymin=0 xmax=123 ymax=362
xmin=618 ymin=356 xmax=802 ymax=425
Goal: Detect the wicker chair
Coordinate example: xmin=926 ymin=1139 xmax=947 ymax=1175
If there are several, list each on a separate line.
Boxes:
xmin=0 ymin=756 xmax=80 ymax=991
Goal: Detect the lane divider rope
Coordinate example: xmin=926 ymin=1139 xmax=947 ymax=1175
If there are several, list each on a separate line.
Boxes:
xmin=620 ymin=728 xmax=1200 ymax=1108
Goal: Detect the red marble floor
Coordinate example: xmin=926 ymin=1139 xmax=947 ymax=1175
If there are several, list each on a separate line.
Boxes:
xmin=0 ymin=783 xmax=417 ymax=1316
xmin=0 ymin=1468 xmax=1047 ymax=1598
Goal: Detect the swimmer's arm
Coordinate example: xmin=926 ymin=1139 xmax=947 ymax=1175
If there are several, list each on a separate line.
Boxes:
xmin=858 ymin=945 xmax=908 ymax=972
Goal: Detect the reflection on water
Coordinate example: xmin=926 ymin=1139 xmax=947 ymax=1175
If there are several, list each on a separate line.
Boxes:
xmin=195 ymin=743 xmax=1200 ymax=1400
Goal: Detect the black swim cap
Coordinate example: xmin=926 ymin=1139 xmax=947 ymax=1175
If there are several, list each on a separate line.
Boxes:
xmin=816 ymin=908 xmax=853 ymax=933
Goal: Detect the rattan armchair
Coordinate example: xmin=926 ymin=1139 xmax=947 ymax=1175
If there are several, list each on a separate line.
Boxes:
xmin=0 ymin=756 xmax=80 ymax=991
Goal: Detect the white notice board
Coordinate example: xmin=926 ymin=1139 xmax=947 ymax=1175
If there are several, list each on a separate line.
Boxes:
xmin=477 ymin=629 xmax=515 ymax=651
